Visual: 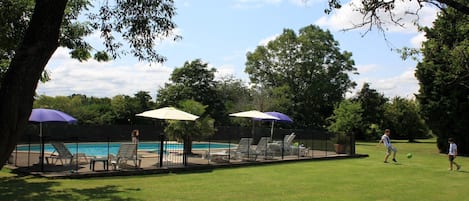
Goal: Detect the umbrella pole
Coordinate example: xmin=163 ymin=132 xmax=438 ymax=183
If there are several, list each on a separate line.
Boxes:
xmin=270 ymin=121 xmax=275 ymax=140
xmin=251 ymin=120 xmax=255 ymax=138
xmin=40 ymin=123 xmax=44 ymax=171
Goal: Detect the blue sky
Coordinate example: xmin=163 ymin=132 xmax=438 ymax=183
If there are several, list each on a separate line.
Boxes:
xmin=37 ymin=0 xmax=438 ymax=100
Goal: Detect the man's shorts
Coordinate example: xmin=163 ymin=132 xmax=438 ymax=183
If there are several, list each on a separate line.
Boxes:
xmin=449 ymin=155 xmax=455 ymax=161
xmin=386 ymin=146 xmax=397 ymax=154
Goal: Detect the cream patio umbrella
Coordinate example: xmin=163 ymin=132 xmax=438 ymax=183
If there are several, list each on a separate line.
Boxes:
xmin=229 ymin=110 xmax=279 ymax=137
xmin=136 ymin=107 xmax=199 ymax=166
xmin=136 ymin=107 xmax=199 ymax=121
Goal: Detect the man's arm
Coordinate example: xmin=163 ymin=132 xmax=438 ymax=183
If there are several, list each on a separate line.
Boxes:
xmin=377 ymin=137 xmax=383 ymax=146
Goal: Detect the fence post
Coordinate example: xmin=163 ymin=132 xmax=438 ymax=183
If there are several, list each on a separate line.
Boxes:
xmin=228 ymin=133 xmax=232 ymax=161
xmin=159 ymin=133 xmax=165 ymax=168
xmin=325 ymin=133 xmax=328 ymax=157
xmin=27 ymin=135 xmax=31 ymax=167
xmin=310 ymin=130 xmax=314 ymax=158
xmin=75 ymin=137 xmax=79 ymax=172
xmin=14 ymin=144 xmax=17 ymax=166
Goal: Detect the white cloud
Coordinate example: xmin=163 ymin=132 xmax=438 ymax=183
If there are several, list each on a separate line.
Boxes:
xmin=349 ymin=66 xmax=418 ymax=98
xmin=259 ymin=34 xmax=279 ymax=46
xmin=37 ymin=48 xmax=173 ymax=99
xmin=374 ymin=68 xmax=418 ymax=98
xmin=215 ymin=64 xmax=237 ymax=79
xmin=356 ymin=64 xmax=380 ymax=74
xmin=289 ymin=0 xmax=323 ymax=7
xmin=410 ymin=32 xmax=426 ymax=48
xmin=49 ymin=47 xmax=71 ymax=61
xmin=316 ymin=0 xmax=438 ymax=33
xmin=232 ymin=0 xmax=324 ymax=8
xmin=41 ymin=47 xmax=252 ymax=99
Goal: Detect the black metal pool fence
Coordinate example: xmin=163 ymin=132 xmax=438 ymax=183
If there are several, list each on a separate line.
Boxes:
xmin=9 ymin=124 xmax=355 ymax=171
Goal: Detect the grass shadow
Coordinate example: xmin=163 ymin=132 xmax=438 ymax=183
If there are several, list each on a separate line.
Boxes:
xmin=454 ymin=170 xmax=469 ymax=174
xmin=0 ymin=173 xmax=142 ymax=201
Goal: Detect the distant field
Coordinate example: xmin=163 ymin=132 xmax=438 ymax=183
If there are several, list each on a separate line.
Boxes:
xmin=1 ymin=139 xmax=468 ymax=201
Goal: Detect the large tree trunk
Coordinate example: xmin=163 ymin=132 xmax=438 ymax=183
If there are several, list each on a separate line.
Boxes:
xmin=0 ymin=0 xmax=68 ymax=169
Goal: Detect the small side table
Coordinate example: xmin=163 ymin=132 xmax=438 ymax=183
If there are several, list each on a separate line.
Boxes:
xmin=90 ymin=158 xmax=109 ymax=171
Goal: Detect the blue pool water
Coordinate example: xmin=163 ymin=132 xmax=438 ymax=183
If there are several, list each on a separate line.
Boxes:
xmin=16 ymin=142 xmax=232 ymax=157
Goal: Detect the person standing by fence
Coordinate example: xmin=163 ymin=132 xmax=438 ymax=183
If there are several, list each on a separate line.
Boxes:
xmin=131 ymin=129 xmax=139 ymax=144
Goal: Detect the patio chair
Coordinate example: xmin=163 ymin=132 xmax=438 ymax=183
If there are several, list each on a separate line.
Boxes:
xmin=231 ymin=137 xmax=254 ymax=160
xmin=246 ymin=137 xmax=275 ymax=161
xmin=110 ymin=143 xmax=142 ymax=170
xmin=45 ymin=142 xmax=89 ymax=165
xmin=268 ymin=133 xmax=296 ymax=156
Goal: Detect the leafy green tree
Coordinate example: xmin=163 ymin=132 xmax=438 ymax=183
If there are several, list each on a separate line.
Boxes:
xmin=33 ymin=93 xmax=154 ymax=125
xmin=164 ymin=100 xmax=215 ymax=155
xmin=110 ymin=92 xmax=155 ymax=125
xmin=111 ymin=95 xmax=137 ymax=124
xmin=327 ymin=99 xmax=363 ymax=139
xmin=415 ymin=7 xmax=469 ymax=153
xmin=249 ymin=85 xmax=293 ymax=113
xmin=156 ymin=59 xmax=227 ymax=125
xmin=352 ymin=83 xmax=388 ymax=140
xmin=33 ymin=94 xmax=115 ymax=125
xmin=245 ymin=25 xmax=357 ymax=128
xmin=216 ymin=75 xmax=252 ymax=125
xmin=134 ymin=91 xmax=154 ymax=112
xmin=383 ymin=97 xmax=429 ymax=142
xmin=0 ymin=0 xmax=178 ymax=167
xmin=76 ymin=103 xmax=114 ymax=125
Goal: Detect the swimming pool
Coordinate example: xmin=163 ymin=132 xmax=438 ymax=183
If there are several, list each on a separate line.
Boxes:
xmin=15 ymin=142 xmax=233 ymax=157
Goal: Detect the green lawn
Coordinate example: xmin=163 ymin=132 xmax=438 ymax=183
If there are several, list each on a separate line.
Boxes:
xmin=1 ymin=139 xmax=467 ymax=201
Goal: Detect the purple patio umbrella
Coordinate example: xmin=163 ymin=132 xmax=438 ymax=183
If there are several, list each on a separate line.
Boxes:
xmin=29 ymin=108 xmax=77 ymax=171
xmin=255 ymin=111 xmax=293 ymax=139
xmin=29 ymin=108 xmax=78 ymax=123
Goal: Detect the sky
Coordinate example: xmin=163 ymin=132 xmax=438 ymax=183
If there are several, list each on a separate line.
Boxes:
xmin=36 ymin=0 xmax=439 ymax=100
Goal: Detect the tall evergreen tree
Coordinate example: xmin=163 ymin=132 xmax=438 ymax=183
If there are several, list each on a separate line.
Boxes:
xmin=416 ymin=7 xmax=469 ymax=154
xmin=353 ymin=83 xmax=388 ymax=140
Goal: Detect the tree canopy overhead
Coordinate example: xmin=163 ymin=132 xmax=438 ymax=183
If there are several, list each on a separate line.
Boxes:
xmin=325 ymin=0 xmax=469 ymax=33
xmin=245 ymin=25 xmax=357 ymax=128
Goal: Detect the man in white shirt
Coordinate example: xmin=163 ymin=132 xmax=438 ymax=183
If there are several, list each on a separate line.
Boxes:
xmin=378 ymin=129 xmax=397 ymax=163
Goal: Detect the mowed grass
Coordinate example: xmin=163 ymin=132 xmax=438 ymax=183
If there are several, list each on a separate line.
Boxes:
xmin=1 ymin=139 xmax=468 ymax=201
